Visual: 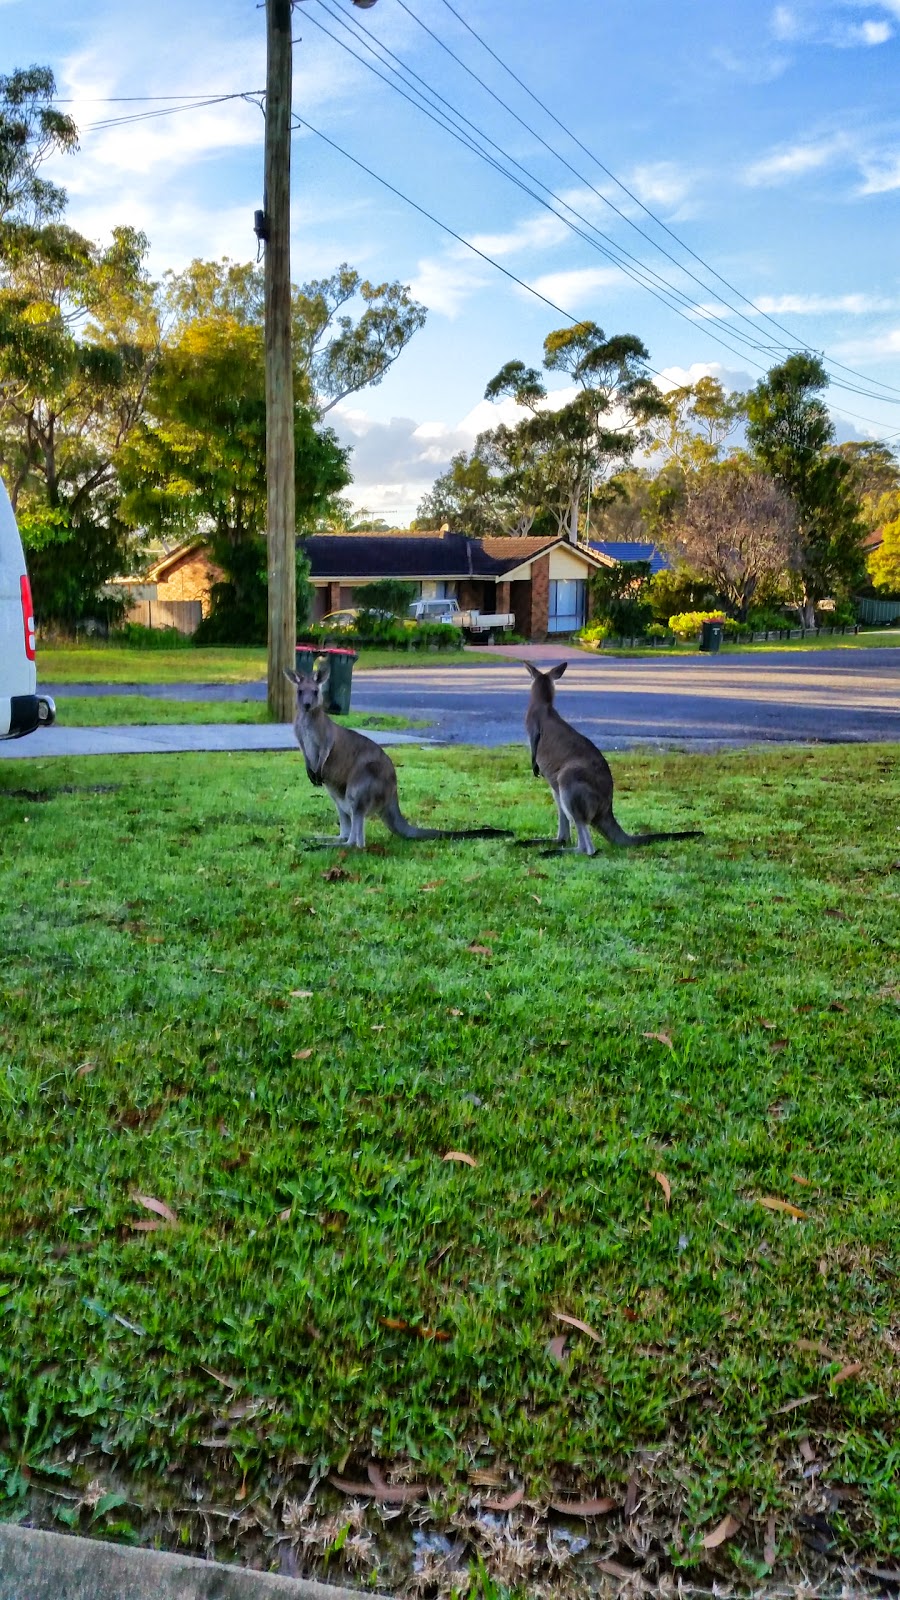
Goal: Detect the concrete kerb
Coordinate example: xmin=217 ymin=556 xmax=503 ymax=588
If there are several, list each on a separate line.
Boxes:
xmin=0 ymin=1523 xmax=394 ymax=1600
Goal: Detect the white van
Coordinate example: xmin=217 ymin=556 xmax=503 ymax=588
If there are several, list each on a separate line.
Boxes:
xmin=1 ymin=475 xmax=55 ymax=739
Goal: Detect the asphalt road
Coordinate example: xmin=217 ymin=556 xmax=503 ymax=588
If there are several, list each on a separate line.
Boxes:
xmin=36 ymin=645 xmax=900 ymax=749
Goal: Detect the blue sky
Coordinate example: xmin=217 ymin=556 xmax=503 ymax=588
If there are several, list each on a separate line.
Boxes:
xmin=4 ymin=0 xmax=900 ymax=519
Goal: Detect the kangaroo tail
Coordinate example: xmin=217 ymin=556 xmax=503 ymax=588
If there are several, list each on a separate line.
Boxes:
xmin=599 ymin=812 xmax=703 ymax=849
xmin=382 ymin=796 xmax=509 ymax=841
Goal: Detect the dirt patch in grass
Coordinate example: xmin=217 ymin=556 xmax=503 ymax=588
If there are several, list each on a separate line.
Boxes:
xmin=1 ymin=743 xmax=899 ymax=1593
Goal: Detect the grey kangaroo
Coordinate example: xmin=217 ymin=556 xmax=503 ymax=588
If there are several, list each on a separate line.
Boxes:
xmin=522 ymin=661 xmax=703 ymax=856
xmin=286 ymin=666 xmax=509 ymax=850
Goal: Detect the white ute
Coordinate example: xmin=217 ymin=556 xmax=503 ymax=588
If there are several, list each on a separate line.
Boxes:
xmin=0 ymin=475 xmax=55 ymax=740
xmin=408 ymin=596 xmax=514 ymax=641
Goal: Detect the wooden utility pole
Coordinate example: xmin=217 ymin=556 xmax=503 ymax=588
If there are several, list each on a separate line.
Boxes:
xmin=264 ymin=0 xmax=295 ymax=721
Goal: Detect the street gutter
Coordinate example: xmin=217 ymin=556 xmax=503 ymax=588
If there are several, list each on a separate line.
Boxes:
xmin=0 ymin=1522 xmax=393 ymax=1600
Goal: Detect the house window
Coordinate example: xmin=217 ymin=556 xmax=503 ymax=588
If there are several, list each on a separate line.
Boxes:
xmin=548 ymin=579 xmax=587 ymax=632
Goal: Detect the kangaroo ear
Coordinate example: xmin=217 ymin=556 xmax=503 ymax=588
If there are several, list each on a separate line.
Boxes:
xmin=549 ymin=661 xmax=568 ymax=680
xmin=283 ymin=669 xmax=300 ymax=685
xmin=523 ymin=661 xmax=541 ymax=680
xmin=313 ymin=660 xmax=331 ymax=686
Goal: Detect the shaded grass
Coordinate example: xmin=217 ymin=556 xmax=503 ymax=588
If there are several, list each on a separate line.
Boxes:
xmin=37 ymin=645 xmax=501 ymax=684
xmin=582 ymin=630 xmax=900 ymax=660
xmin=55 ymin=696 xmax=424 ymax=731
xmin=0 ymin=743 xmax=898 ymax=1569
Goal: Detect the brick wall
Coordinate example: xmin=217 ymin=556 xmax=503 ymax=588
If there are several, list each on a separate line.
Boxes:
xmin=529 ymin=554 xmax=550 ymax=640
xmin=458 ymin=579 xmax=483 ymax=610
xmin=156 ymin=551 xmax=223 ymax=615
xmin=495 ymin=580 xmax=511 ymax=614
xmin=510 ymin=579 xmax=531 ymax=638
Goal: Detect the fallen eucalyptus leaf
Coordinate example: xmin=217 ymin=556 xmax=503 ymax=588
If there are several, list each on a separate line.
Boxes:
xmin=131 ymin=1194 xmax=178 ymax=1226
xmin=554 ymin=1311 xmax=601 ymax=1344
xmin=702 ymin=1512 xmax=742 ymax=1549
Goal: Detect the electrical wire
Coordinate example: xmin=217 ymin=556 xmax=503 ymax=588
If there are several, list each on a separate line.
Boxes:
xmin=299 ymin=6 xmax=785 ymax=375
xmin=48 ymin=48 xmax=898 ymax=433
xmin=309 ymin=1 xmax=796 ymax=362
xmin=79 ymin=92 xmax=261 ymax=132
xmin=392 ymin=0 xmax=900 ymax=406
xmin=311 ymin=1 xmax=900 ymax=407
xmin=291 ymin=112 xmax=900 ymax=433
xmin=438 ymin=0 xmax=900 ymax=406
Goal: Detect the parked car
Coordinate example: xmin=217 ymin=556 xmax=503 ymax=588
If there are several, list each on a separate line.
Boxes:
xmin=1 ymin=476 xmax=55 ymax=740
xmin=319 ymin=607 xmax=395 ymax=630
xmin=407 ymin=596 xmax=514 ymax=639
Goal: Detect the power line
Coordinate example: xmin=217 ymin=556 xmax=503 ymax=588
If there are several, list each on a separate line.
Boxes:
xmin=79 ymin=93 xmax=261 ymax=132
xmin=310 ymin=1 xmax=794 ymax=361
xmin=312 ymin=0 xmax=900 ymax=407
xmin=50 ymin=64 xmax=899 ymax=434
xmin=429 ymin=0 xmax=900 ymax=406
xmin=300 ymin=5 xmax=785 ymax=375
xmin=290 ymin=113 xmax=900 ymax=435
xmin=57 ymin=93 xmax=254 ymax=103
xmin=393 ymin=0 xmax=900 ymax=406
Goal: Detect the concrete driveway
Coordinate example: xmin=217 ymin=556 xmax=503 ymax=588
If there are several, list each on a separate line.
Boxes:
xmin=25 ymin=644 xmax=900 ymax=753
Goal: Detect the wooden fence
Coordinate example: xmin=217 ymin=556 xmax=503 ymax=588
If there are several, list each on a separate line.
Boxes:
xmin=123 ymin=599 xmax=202 ymax=635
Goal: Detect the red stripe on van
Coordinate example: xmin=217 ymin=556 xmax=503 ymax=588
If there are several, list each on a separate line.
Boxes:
xmin=20 ymin=574 xmax=36 ymax=661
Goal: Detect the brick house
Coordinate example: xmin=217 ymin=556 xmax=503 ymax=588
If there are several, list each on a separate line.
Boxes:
xmin=304 ymin=530 xmax=610 ymax=638
xmin=117 ymin=541 xmax=225 ymax=633
xmin=116 ymin=529 xmax=611 ymax=640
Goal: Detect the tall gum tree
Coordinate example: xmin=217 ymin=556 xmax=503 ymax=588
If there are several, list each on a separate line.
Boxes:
xmin=484 ymin=322 xmax=666 ymax=542
xmin=745 ymin=354 xmax=865 ymax=628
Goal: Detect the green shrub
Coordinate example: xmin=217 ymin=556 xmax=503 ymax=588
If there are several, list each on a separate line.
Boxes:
xmin=747 ymin=606 xmax=792 ymax=633
xmin=578 ymin=621 xmax=610 ymax=646
xmin=111 ymin=623 xmax=193 ymax=651
xmin=821 ymin=599 xmax=857 ymax=628
xmin=646 ymin=622 xmax=669 ymax=639
xmin=723 ymin=618 xmax=752 ymax=640
xmin=648 ymin=567 xmax=718 ymax=622
xmin=301 ymin=619 xmax=461 ymax=651
xmin=589 ymin=559 xmax=653 ymax=636
xmin=667 ymin=609 xmax=725 ymax=640
xmin=351 ymin=579 xmax=417 ymax=617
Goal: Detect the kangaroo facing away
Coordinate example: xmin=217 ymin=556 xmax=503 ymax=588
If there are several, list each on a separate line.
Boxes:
xmin=286 ymin=666 xmax=509 ymax=851
xmin=522 ymin=661 xmax=703 ymax=856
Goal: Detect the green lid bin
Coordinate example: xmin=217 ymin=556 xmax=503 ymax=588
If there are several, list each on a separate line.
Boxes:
xmin=295 ymin=645 xmax=358 ymax=714
xmin=699 ymin=619 xmax=724 ymax=654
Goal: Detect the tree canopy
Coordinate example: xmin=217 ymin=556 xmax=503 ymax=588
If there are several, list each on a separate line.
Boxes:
xmin=745 ymin=354 xmax=865 ymax=625
xmin=0 ymin=70 xmax=427 ymax=633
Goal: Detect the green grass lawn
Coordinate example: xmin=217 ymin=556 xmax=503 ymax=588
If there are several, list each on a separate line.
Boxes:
xmin=584 ymin=629 xmax=900 ymax=660
xmin=37 ymin=644 xmax=501 ymax=684
xmin=55 ymin=696 xmax=423 ymax=732
xmin=1 ymin=743 xmax=899 ymax=1588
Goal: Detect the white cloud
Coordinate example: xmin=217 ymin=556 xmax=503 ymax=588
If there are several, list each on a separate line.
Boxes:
xmin=525 ymin=265 xmax=625 ymax=309
xmin=744 ymin=135 xmax=847 ymax=186
xmin=466 ymin=213 xmax=571 ymax=259
xmin=330 ymin=383 xmax=586 ymax=521
xmin=771 ymin=5 xmax=802 ymax=40
xmin=654 ymin=361 xmax=753 ymax=394
xmin=858 ymin=152 xmax=900 ymax=193
xmin=627 ymin=162 xmax=693 ymax=211
xmin=753 ymin=291 xmax=898 ymax=313
xmin=856 ymin=18 xmax=894 ymax=41
xmin=830 ymin=326 xmax=900 ymax=360
xmin=407 ymin=250 xmax=490 ymax=318
xmin=712 ymin=45 xmax=790 ymax=82
xmin=769 ymin=1 xmax=894 ymax=46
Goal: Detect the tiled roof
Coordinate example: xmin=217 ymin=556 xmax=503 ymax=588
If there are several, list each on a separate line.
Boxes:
xmin=479 ymin=535 xmax=558 ymax=563
xmin=590 ymin=540 xmax=670 ymax=575
xmin=302 ymin=533 xmax=481 ymax=580
xmin=302 ymin=531 xmax=599 ymax=580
